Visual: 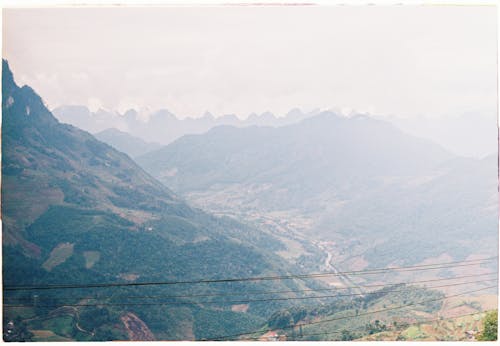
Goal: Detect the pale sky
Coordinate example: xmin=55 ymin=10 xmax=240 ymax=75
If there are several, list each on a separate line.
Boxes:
xmin=2 ymin=5 xmax=497 ymax=119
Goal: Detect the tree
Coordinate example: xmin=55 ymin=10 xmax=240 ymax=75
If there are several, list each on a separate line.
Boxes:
xmin=3 ymin=317 xmax=33 ymax=342
xmin=478 ymin=310 xmax=497 ymax=341
xmin=268 ymin=311 xmax=293 ymax=330
xmin=341 ymin=329 xmax=356 ymax=341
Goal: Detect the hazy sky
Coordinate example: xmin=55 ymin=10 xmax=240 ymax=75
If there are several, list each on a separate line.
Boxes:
xmin=3 ymin=5 xmax=497 ymax=119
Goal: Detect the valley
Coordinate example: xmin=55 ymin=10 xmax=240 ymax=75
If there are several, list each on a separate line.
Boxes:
xmin=180 ymin=192 xmax=363 ymax=289
xmin=2 ymin=58 xmax=497 ymax=342
xmin=3 ymin=4 xmax=498 ymax=342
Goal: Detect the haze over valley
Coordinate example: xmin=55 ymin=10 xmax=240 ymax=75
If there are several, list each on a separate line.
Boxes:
xmin=2 ymin=5 xmax=498 ymax=342
xmin=53 ymin=104 xmax=497 ymax=159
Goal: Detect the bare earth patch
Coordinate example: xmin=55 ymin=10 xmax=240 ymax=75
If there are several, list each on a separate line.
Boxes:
xmin=349 ymin=256 xmax=369 ymax=271
xmin=231 ymin=304 xmax=249 ymax=312
xmin=470 ymin=294 xmax=498 ymax=311
xmin=118 ymin=273 xmax=140 ymax=281
xmin=444 ymin=305 xmax=478 ymax=317
xmin=259 ymin=330 xmax=283 ymax=341
xmin=83 ymin=251 xmax=100 ymax=269
xmin=120 ymin=312 xmax=155 ymax=341
xmin=421 ymin=324 xmax=436 ymax=335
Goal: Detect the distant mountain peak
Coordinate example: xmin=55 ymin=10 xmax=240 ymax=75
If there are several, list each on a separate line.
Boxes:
xmin=97 ymin=127 xmax=126 ymax=135
xmin=2 ymin=60 xmax=58 ymax=127
xmin=219 ymin=114 xmax=238 ymax=121
xmin=153 ymin=108 xmax=173 ymax=116
xmin=247 ymin=112 xmax=259 ymax=120
xmin=285 ymin=107 xmax=304 ymax=118
xmin=201 ymin=111 xmax=215 ymax=120
xmin=259 ymin=111 xmax=276 ymax=120
xmin=2 ymin=59 xmax=16 ymax=95
xmin=123 ymin=108 xmax=138 ymax=117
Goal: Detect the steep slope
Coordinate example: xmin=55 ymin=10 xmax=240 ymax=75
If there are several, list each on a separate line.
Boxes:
xmin=94 ymin=128 xmax=161 ymax=158
xmin=137 ymin=113 xmax=498 ymax=266
xmin=1 ymin=60 xmax=314 ymax=341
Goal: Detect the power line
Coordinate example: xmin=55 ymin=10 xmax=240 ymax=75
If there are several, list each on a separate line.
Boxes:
xmin=151 ymin=311 xmax=490 ymax=341
xmin=5 ymin=272 xmax=495 ymax=302
xmin=3 ymin=257 xmax=496 ymax=291
xmin=279 ymin=310 xmax=489 ymax=341
xmin=207 ymin=285 xmax=497 ymax=340
xmin=4 ymin=278 xmax=496 ymax=310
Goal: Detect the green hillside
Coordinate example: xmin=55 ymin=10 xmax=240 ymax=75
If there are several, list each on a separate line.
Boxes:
xmin=1 ymin=60 xmax=324 ymax=341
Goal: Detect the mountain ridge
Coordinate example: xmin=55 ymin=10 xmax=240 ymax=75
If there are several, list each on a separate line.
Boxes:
xmin=94 ymin=128 xmax=161 ymax=158
xmin=137 ymin=111 xmax=454 ymax=194
xmin=136 ymin=111 xmax=497 ymax=267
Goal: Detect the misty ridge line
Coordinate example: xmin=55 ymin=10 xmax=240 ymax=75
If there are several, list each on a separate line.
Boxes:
xmin=51 ymin=103 xmax=495 ymax=129
xmin=52 ymin=104 xmax=324 ymax=138
xmin=52 ymin=103 xmax=497 ymax=159
xmin=54 ymin=104 xmax=324 ymax=123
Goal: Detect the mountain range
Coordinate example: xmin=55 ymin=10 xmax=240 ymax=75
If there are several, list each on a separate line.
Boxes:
xmin=136 ymin=112 xmax=498 ymax=267
xmin=52 ymin=105 xmax=320 ymax=146
xmin=53 ymin=105 xmax=497 ymax=159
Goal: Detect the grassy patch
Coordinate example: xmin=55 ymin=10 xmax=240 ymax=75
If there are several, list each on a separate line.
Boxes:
xmin=405 ymin=326 xmax=421 ymax=338
xmin=42 ymin=242 xmax=74 ymax=271
xmin=41 ymin=315 xmax=74 ymax=338
xmin=83 ymin=251 xmax=100 ymax=269
xmin=31 ymin=329 xmax=72 ymax=341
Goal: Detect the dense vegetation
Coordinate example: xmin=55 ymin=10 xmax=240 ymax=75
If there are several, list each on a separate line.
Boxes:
xmin=237 ymin=284 xmax=446 ymax=341
xmin=478 ymin=310 xmax=497 ymax=341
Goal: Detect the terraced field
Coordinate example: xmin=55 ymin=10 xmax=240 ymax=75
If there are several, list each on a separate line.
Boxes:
xmin=361 ymin=312 xmax=486 ymax=341
xmin=360 ymin=292 xmax=497 ymax=341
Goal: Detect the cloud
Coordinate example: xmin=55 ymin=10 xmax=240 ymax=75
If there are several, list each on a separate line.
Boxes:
xmin=87 ymin=97 xmax=102 ymax=113
xmin=3 ymin=6 xmax=497 ymax=119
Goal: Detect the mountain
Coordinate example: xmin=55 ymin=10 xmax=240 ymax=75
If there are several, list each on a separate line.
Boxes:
xmin=94 ymin=128 xmax=161 ymax=158
xmin=137 ymin=112 xmax=453 ymax=196
xmin=136 ymin=113 xmax=498 ymax=267
xmin=52 ymin=105 xmax=122 ymax=134
xmin=52 ymin=105 xmax=318 ymax=145
xmin=1 ymin=60 xmax=319 ymax=341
